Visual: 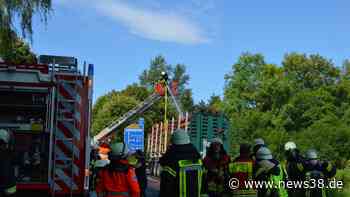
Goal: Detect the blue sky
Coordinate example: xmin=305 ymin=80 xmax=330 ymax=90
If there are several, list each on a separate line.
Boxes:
xmin=31 ymin=0 xmax=350 ymax=103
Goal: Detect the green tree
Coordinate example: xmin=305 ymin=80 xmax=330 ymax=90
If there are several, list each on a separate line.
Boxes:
xmin=139 ymin=55 xmax=194 ymax=112
xmin=0 ymin=34 xmax=37 ymax=64
xmin=139 ymin=56 xmax=172 ymax=89
xmin=92 ymin=92 xmax=138 ymax=136
xmin=180 ymin=89 xmax=194 ymax=112
xmin=193 ymin=100 xmax=208 ymax=113
xmin=223 ymin=52 xmax=350 ymax=164
xmin=120 ymin=83 xmax=149 ymax=101
xmin=224 ymin=52 xmax=266 ymax=115
xmin=343 ymin=59 xmax=350 ymax=79
xmin=283 ymin=53 xmax=339 ymax=89
xmin=0 ymin=0 xmax=51 ymax=56
xmin=172 ymin=64 xmax=190 ymax=94
xmin=207 ymin=94 xmax=222 ymax=113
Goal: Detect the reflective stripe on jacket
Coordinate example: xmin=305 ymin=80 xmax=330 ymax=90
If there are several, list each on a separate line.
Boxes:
xmin=162 ymin=159 xmax=203 ymax=197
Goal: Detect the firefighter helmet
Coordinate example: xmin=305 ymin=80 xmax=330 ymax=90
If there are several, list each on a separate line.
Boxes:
xmin=284 ymin=141 xmax=297 ymax=151
xmin=0 ymin=129 xmax=10 ymax=144
xmin=110 ymin=142 xmax=128 ymax=158
xmin=305 ymin=149 xmax=318 ymax=160
xmin=171 ymin=129 xmax=190 ymax=145
xmin=254 ymin=138 xmax=265 ymax=146
xmin=211 ymin=137 xmax=223 ymax=145
xmin=256 ymin=147 xmax=273 ymax=160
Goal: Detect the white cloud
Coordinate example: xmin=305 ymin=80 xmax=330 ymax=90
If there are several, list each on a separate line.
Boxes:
xmin=95 ymin=1 xmax=209 ymax=44
xmin=58 ymin=0 xmax=210 ymax=44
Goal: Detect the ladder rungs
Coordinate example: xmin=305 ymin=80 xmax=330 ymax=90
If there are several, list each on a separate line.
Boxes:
xmin=59 ymin=80 xmax=77 ymax=84
xmin=55 ymin=157 xmax=73 ymax=161
xmin=59 ymin=109 xmax=74 ymax=113
xmin=59 ymin=99 xmax=76 ymax=103
xmin=57 ymin=118 xmax=75 ymax=122
xmin=55 ymin=138 xmax=74 ymax=141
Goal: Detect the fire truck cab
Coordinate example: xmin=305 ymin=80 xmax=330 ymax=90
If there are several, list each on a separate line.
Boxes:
xmin=0 ymin=55 xmax=93 ymax=196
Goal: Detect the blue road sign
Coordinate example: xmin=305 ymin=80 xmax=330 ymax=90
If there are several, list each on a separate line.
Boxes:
xmin=124 ymin=128 xmax=144 ymax=152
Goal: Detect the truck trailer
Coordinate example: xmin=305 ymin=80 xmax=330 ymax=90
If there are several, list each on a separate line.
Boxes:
xmin=0 ymin=55 xmax=93 ymax=197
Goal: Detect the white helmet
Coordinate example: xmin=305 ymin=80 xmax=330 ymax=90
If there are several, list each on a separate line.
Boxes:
xmin=284 ymin=141 xmax=297 ymax=151
xmin=211 ymin=137 xmax=223 ymax=145
xmin=254 ymin=138 xmax=265 ymax=146
xmin=256 ymin=147 xmax=273 ymax=160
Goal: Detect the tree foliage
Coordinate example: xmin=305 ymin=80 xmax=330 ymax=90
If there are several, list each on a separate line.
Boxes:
xmin=0 ymin=0 xmax=51 ymax=58
xmin=224 ymin=52 xmax=350 ymax=166
xmin=139 ymin=55 xmax=194 ymax=112
xmin=92 ymin=91 xmax=139 ymax=136
xmin=0 ymin=32 xmax=37 ymax=63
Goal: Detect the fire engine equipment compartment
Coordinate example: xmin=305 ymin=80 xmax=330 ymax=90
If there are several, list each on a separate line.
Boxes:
xmin=0 ymin=90 xmax=50 ymax=183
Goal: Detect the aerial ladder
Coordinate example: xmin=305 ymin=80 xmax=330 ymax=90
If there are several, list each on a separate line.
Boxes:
xmin=93 ymin=72 xmax=183 ymax=144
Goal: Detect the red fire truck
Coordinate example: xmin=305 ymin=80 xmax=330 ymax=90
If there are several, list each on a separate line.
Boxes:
xmin=0 ymin=55 xmax=93 ymax=196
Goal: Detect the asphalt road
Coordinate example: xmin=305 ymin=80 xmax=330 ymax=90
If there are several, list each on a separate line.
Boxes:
xmin=16 ymin=176 xmax=160 ymax=197
xmin=146 ymin=176 xmax=160 ymax=197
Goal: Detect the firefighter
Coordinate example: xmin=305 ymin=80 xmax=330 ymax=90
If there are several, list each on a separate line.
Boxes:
xmin=161 ymin=71 xmax=169 ymax=82
xmin=127 ymin=150 xmax=147 ymax=197
xmin=134 ymin=150 xmax=147 ymax=197
xmin=202 ymin=137 xmax=231 ymax=197
xmin=283 ymin=141 xmax=305 ymax=197
xmin=228 ymin=143 xmax=256 ymax=197
xmin=254 ymin=147 xmax=288 ymax=197
xmin=303 ymin=149 xmax=336 ymax=197
xmin=159 ymin=129 xmax=203 ymax=197
xmin=0 ymin=129 xmax=16 ymax=197
xmin=98 ymin=143 xmax=111 ymax=162
xmin=90 ymin=146 xmax=110 ymax=197
xmin=251 ymin=138 xmax=266 ymax=161
xmin=95 ymin=142 xmax=140 ymax=197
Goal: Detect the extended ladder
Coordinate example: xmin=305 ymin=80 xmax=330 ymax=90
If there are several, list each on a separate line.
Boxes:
xmin=93 ymin=92 xmax=162 ymax=142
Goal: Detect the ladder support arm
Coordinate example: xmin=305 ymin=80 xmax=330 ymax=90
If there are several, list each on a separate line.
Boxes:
xmin=166 ymin=84 xmax=184 ymax=118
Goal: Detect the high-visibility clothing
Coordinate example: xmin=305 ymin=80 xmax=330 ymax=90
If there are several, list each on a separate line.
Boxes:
xmin=229 ymin=161 xmax=253 ymax=180
xmin=96 ymin=160 xmax=140 ymax=197
xmin=267 ymin=165 xmax=288 ymax=197
xmin=305 ymin=170 xmax=327 ymax=197
xmin=162 ymin=159 xmax=203 ymax=197
xmin=229 ymin=159 xmax=257 ymax=197
xmin=127 ymin=155 xmax=139 ymax=166
xmin=303 ymin=160 xmax=337 ymax=197
xmin=0 ymin=147 xmax=16 ymax=197
xmin=4 ymin=185 xmax=16 ymax=195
